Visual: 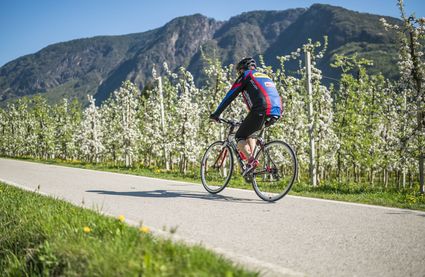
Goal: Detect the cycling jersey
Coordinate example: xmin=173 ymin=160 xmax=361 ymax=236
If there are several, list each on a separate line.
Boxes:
xmin=212 ymin=69 xmax=282 ymax=117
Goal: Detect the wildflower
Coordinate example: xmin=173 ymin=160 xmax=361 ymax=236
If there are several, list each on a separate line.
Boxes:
xmin=139 ymin=226 xmax=150 ymax=234
xmin=118 ymin=215 xmax=125 ymax=222
xmin=83 ymin=226 xmax=91 ymax=233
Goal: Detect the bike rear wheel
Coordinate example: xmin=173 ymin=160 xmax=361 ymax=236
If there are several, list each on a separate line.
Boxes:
xmin=252 ymin=140 xmax=297 ymax=202
xmin=200 ymin=141 xmax=234 ymax=194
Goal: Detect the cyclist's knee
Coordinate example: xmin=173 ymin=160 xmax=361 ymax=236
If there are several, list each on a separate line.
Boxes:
xmin=236 ymin=138 xmax=246 ymax=146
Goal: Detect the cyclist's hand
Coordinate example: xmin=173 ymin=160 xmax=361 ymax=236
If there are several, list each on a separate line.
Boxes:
xmin=209 ymin=113 xmax=220 ymax=122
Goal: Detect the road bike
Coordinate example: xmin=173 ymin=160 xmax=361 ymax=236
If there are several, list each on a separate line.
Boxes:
xmin=200 ymin=118 xmax=298 ymax=202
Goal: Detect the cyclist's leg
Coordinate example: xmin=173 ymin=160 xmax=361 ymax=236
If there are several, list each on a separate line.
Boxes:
xmin=235 ymin=111 xmax=266 ymax=159
xmin=237 ymin=140 xmax=251 ymax=160
xmin=237 ymin=138 xmax=256 ymax=160
xmin=247 ymin=138 xmax=256 ymax=154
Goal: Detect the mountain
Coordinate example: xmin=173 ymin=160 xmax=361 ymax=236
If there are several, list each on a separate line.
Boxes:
xmin=264 ymin=4 xmax=400 ymax=79
xmin=0 ymin=4 xmax=400 ymax=106
xmin=0 ymin=14 xmax=222 ymax=105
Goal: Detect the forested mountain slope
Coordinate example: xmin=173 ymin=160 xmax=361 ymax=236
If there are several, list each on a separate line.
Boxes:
xmin=0 ymin=4 xmax=400 ymax=105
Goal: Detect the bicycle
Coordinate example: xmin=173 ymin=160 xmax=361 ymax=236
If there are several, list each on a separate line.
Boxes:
xmin=200 ymin=118 xmax=298 ymax=202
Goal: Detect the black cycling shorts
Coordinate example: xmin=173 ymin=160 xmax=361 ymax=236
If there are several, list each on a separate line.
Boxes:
xmin=235 ymin=111 xmax=266 ymax=142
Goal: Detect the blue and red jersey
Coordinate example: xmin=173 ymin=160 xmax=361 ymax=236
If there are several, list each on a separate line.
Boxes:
xmin=213 ymin=69 xmax=282 ymax=117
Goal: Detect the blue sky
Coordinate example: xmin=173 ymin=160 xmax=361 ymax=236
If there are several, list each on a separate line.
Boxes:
xmin=0 ymin=0 xmax=424 ymax=66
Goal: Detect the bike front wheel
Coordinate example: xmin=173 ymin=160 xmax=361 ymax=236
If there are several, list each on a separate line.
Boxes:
xmin=252 ymin=140 xmax=298 ymax=202
xmin=200 ymin=141 xmax=234 ymax=194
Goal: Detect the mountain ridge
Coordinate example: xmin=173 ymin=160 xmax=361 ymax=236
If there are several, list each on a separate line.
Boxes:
xmin=0 ymin=4 xmax=401 ymax=105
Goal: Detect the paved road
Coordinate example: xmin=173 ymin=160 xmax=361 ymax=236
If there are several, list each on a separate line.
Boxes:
xmin=1 ymin=158 xmax=425 ymax=276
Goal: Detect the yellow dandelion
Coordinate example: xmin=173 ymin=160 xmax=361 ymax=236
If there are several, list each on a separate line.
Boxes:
xmin=83 ymin=226 xmax=91 ymax=233
xmin=139 ymin=226 xmax=150 ymax=234
xmin=118 ymin=215 xmax=125 ymax=222
xmin=155 ymin=169 xmax=161 ymax=173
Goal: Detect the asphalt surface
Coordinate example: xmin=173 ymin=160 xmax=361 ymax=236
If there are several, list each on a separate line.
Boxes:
xmin=1 ymin=158 xmax=425 ymax=277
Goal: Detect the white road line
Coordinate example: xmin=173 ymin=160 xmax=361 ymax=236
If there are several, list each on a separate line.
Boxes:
xmin=2 ymin=157 xmax=424 ymax=215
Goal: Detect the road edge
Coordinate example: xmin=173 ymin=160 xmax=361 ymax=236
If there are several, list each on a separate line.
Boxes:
xmin=0 ymin=177 xmax=306 ymax=277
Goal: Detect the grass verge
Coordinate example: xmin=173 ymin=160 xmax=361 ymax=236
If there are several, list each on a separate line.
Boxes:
xmin=0 ymin=182 xmax=257 ymax=276
xmin=290 ymin=182 xmax=425 ymax=211
xmin=3 ymin=156 xmax=425 ymax=212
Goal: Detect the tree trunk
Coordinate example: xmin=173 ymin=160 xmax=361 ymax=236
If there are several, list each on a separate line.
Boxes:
xmin=356 ymin=164 xmax=360 ymax=183
xmin=337 ymin=153 xmax=342 ymax=184
xmin=402 ymin=167 xmax=406 ymax=189
xmin=346 ymin=168 xmax=350 ymax=183
xmin=353 ymin=163 xmax=357 ymax=184
xmin=397 ymin=170 xmax=401 ymax=190
xmin=420 ymin=156 xmax=424 ymax=193
xmin=384 ymin=169 xmax=389 ymax=189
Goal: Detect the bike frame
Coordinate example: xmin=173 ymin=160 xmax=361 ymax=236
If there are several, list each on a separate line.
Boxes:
xmin=215 ymin=118 xmax=269 ymax=176
xmin=216 ymin=121 xmax=245 ymax=172
xmin=203 ymin=117 xmax=298 ymax=201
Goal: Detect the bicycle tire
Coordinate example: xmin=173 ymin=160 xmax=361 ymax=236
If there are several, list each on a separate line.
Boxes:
xmin=200 ymin=141 xmax=234 ymax=194
xmin=252 ymin=140 xmax=298 ymax=202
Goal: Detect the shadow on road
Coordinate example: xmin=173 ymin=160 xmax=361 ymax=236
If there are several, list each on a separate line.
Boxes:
xmin=386 ymin=211 xmax=425 ymax=218
xmin=86 ymin=189 xmax=268 ymax=204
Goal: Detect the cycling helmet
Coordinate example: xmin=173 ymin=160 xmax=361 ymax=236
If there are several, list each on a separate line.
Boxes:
xmin=236 ymin=57 xmax=256 ymax=72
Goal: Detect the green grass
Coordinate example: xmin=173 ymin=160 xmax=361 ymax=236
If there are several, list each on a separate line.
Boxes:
xmin=290 ymin=182 xmax=425 ymax=211
xmin=3 ymin=156 xmax=425 ymax=212
xmin=0 ymin=182 xmax=257 ymax=276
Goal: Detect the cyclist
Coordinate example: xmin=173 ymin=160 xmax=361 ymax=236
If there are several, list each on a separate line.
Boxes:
xmin=210 ymin=57 xmax=282 ymax=175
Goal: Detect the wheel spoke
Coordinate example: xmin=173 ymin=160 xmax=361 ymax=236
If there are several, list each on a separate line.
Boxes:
xmin=252 ymin=141 xmax=297 ymax=201
xmin=200 ymin=142 xmax=233 ymax=194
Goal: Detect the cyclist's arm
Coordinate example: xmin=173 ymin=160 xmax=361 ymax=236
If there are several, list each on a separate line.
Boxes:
xmin=212 ymin=77 xmax=246 ymax=116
